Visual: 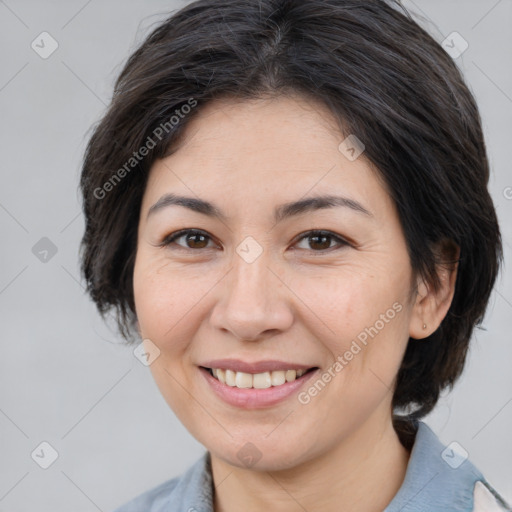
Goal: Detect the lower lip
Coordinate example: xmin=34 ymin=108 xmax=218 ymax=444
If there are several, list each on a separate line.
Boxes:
xmin=199 ymin=367 xmax=319 ymax=409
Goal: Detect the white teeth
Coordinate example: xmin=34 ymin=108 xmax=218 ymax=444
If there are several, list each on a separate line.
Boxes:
xmin=286 ymin=369 xmax=297 ymax=382
xmin=216 ymin=368 xmax=226 ymax=384
xmin=271 ymin=370 xmax=286 ymax=386
xmin=225 ymin=369 xmax=236 ymax=386
xmin=209 ymin=367 xmax=312 ymax=389
xmin=253 ymin=372 xmax=272 ymax=389
xmin=235 ymin=371 xmax=253 ymax=388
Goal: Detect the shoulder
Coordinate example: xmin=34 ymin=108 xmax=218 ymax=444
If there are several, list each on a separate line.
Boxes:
xmin=385 ymin=421 xmax=511 ymax=511
xmin=111 ymin=451 xmax=213 ymax=512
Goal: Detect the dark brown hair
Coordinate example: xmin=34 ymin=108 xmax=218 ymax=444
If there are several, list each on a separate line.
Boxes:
xmin=79 ymin=0 xmax=502 ymax=441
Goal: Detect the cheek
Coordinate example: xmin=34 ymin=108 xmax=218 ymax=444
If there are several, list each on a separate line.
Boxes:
xmin=133 ymin=252 xmax=214 ymax=353
xmin=133 ymin=256 xmax=202 ymax=413
xmin=133 ymin=254 xmax=179 ymax=340
xmin=293 ymin=265 xmax=408 ymax=340
xmin=294 ymin=268 xmax=411 ymax=393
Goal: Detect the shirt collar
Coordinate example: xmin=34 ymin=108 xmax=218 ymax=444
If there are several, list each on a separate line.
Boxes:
xmin=384 ymin=420 xmax=484 ymax=511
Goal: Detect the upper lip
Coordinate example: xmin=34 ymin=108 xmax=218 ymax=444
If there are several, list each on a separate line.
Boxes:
xmin=200 ymin=359 xmax=317 ymax=374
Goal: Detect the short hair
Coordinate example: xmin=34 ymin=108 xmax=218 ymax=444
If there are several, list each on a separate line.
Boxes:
xmin=79 ymin=0 xmax=502 ymax=441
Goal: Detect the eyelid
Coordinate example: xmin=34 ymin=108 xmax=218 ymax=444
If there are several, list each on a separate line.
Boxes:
xmin=158 ymin=228 xmax=218 ymax=249
xmin=158 ymin=228 xmax=352 ymax=252
xmin=293 ymin=229 xmax=351 ymax=251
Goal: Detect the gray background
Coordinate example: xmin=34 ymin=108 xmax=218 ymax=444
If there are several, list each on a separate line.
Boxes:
xmin=0 ymin=1 xmax=511 ymax=510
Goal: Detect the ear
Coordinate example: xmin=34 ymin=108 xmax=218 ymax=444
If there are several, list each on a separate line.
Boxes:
xmin=409 ymin=239 xmax=460 ymax=340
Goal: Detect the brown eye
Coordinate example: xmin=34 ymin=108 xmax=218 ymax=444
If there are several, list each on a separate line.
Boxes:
xmin=159 ymin=228 xmax=349 ymax=253
xmin=160 ymin=229 xmax=215 ymax=250
xmin=295 ymin=230 xmax=349 ymax=252
xmin=184 ymin=232 xmax=209 ymax=249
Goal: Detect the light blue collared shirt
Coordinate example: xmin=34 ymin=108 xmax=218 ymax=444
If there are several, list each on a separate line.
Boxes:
xmin=112 ymin=421 xmax=511 ymax=511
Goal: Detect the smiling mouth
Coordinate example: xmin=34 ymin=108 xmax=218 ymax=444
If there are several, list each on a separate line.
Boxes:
xmin=200 ymin=366 xmax=318 ymax=389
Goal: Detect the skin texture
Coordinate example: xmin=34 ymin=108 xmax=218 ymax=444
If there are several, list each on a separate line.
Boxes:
xmin=133 ymin=95 xmax=459 ymax=512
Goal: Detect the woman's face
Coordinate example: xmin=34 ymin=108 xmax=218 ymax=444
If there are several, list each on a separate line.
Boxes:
xmin=133 ymin=95 xmax=422 ymax=471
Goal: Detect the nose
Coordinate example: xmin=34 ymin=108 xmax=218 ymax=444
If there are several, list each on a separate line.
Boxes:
xmin=209 ymin=249 xmax=294 ymax=341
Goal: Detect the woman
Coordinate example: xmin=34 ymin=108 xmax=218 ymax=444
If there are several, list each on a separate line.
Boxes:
xmin=79 ymin=0 xmax=510 ymax=510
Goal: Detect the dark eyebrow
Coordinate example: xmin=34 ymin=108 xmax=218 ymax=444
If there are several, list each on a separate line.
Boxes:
xmin=274 ymin=194 xmax=373 ymax=221
xmin=147 ymin=193 xmax=228 ymax=221
xmin=147 ymin=193 xmax=373 ymax=222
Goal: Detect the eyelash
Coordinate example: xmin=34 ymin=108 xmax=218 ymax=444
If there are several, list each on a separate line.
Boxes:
xmin=158 ymin=229 xmax=351 ymax=254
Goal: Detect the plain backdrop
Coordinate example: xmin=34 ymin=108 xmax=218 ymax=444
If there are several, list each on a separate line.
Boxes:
xmin=0 ymin=1 xmax=511 ymax=510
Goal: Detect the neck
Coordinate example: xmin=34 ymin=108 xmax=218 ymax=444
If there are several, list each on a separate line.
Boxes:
xmin=211 ymin=414 xmax=411 ymax=512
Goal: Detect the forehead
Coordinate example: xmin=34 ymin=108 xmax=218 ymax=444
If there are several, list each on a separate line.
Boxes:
xmin=142 ymin=95 xmax=394 ymax=222
xmin=168 ymin=94 xmax=345 ymax=165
